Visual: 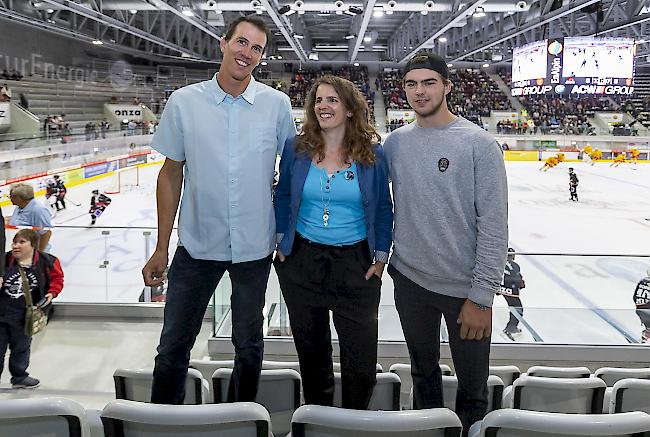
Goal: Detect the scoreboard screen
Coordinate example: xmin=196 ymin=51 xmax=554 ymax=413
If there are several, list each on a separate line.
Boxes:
xmin=512 ymin=40 xmax=548 ymax=83
xmin=511 ymin=37 xmax=636 ymax=96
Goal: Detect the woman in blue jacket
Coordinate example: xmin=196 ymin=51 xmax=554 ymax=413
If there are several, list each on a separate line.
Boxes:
xmin=274 ymin=75 xmax=393 ymax=410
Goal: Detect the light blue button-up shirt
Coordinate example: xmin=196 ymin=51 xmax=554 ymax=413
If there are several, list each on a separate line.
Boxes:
xmin=10 ymin=198 xmax=53 ymax=252
xmin=151 ymin=74 xmax=296 ymax=262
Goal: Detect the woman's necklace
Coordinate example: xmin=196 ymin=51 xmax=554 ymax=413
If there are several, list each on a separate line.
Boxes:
xmin=319 ymin=169 xmax=332 ymax=227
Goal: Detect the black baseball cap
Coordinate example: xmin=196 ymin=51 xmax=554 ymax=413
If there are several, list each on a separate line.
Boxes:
xmin=404 ymin=52 xmax=450 ymax=80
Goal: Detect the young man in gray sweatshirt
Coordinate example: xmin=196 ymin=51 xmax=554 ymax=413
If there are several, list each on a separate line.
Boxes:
xmin=383 ymin=53 xmax=508 ymax=434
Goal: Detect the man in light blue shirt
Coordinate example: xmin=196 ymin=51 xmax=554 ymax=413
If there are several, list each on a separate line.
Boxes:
xmin=143 ymin=16 xmax=296 ymax=405
xmin=9 ymin=183 xmax=53 ymax=253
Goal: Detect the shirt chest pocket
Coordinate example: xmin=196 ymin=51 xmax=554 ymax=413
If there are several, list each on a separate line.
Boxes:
xmin=249 ymin=122 xmax=277 ymax=152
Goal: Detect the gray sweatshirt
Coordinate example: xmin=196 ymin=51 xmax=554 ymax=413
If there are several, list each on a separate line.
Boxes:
xmin=383 ymin=117 xmax=508 ymax=307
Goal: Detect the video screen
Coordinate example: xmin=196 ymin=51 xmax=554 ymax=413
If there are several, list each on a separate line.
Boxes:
xmin=512 ymin=40 xmax=548 ymax=83
xmin=562 ymin=37 xmax=635 ymax=79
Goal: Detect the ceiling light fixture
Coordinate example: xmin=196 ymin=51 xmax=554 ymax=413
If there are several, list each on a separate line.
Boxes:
xmin=439 ymin=36 xmax=447 ymax=42
xmin=278 ymin=4 xmax=296 ymax=15
xmin=129 ymin=9 xmax=138 ymax=14
xmin=181 ymin=7 xmax=195 ymax=16
xmin=363 ymin=36 xmax=372 ymax=42
xmin=353 ymin=62 xmax=360 ymax=66
xmin=293 ymin=33 xmax=304 ymax=39
xmin=92 ymin=39 xmax=104 ymax=45
xmin=344 ymin=34 xmax=356 ymax=40
xmin=345 ymin=5 xmax=363 ymax=15
xmin=473 ymin=6 xmax=485 ymax=17
xmin=482 ymin=63 xmax=489 ymax=68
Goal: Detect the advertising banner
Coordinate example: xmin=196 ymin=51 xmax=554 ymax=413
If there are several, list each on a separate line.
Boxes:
xmin=0 ymin=102 xmax=10 ymax=128
xmin=84 ymin=161 xmax=118 ymax=179
xmin=108 ymin=104 xmax=144 ymax=121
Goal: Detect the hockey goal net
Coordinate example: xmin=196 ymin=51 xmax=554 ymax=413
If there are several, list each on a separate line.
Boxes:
xmin=105 ymin=166 xmax=140 ymax=194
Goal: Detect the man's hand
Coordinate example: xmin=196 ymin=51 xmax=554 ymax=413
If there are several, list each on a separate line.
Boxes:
xmin=276 ymin=249 xmax=286 ymax=262
xmin=457 ymin=299 xmax=492 ymax=340
xmin=43 ymin=293 xmax=54 ymax=306
xmin=142 ymin=249 xmax=168 ymax=287
xmin=365 ymin=261 xmax=385 ymax=280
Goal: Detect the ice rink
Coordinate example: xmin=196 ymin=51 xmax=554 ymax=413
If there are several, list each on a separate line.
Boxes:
xmin=7 ymin=158 xmax=650 ymax=344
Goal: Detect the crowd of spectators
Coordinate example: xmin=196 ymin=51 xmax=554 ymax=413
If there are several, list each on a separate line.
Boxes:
xmin=621 ymin=96 xmax=650 ymax=128
xmin=42 ymin=113 xmax=157 ymax=144
xmin=44 ymin=114 xmax=72 ymax=143
xmin=379 ymin=69 xmax=513 ymax=131
xmin=286 ymin=66 xmax=376 ymax=124
xmin=119 ymin=119 xmax=157 ymax=136
xmin=514 ymin=96 xmax=611 ymax=135
xmin=0 ymin=69 xmax=23 ymax=81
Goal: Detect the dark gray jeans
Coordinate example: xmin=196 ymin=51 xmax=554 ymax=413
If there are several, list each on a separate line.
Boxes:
xmin=0 ymin=319 xmax=32 ymax=384
xmin=151 ymin=246 xmax=271 ymax=404
xmin=389 ymin=264 xmax=491 ymax=435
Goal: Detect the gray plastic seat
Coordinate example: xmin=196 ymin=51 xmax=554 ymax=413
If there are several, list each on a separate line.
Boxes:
xmin=189 ymin=359 xmax=235 ymax=382
xmin=212 ymin=368 xmax=301 ymax=436
xmin=594 ymin=367 xmax=650 ymax=386
xmin=610 ymin=378 xmax=650 ymax=414
xmin=290 ymin=404 xmax=462 ymax=436
xmin=526 ymin=365 xmax=591 ymax=378
xmin=101 ymin=399 xmax=271 ymax=436
xmin=468 ymin=409 xmax=650 ymax=437
xmin=113 ymin=367 xmax=209 ymax=404
xmin=389 ymin=363 xmax=453 ymax=410
xmin=333 ymin=371 xmax=401 ymax=410
xmin=509 ymin=375 xmax=606 ymax=414
xmin=594 ymin=368 xmax=650 ymax=412
xmin=190 ymin=358 xmax=303 ymax=381
xmin=408 ymin=375 xmax=504 ymax=412
xmin=333 ymin=362 xmax=384 ymax=373
xmin=0 ymin=397 xmax=90 ymax=437
xmin=489 ymin=365 xmax=521 ymax=387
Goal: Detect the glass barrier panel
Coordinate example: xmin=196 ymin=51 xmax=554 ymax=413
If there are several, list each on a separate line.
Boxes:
xmin=212 ymin=254 xmax=650 ymax=346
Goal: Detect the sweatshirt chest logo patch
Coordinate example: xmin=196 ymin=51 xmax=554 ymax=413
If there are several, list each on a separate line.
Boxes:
xmin=438 ymin=158 xmax=450 ymax=172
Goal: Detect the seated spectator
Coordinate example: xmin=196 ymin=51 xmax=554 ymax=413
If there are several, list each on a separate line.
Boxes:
xmin=19 ymin=93 xmax=28 ymax=109
xmin=0 ymin=83 xmax=11 ymax=102
xmin=9 ymin=70 xmax=23 ymax=81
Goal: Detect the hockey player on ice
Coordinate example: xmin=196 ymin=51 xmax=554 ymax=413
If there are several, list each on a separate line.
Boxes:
xmin=568 ymin=167 xmax=579 ymax=201
xmin=499 ymin=248 xmax=526 ymax=336
xmin=89 ymin=189 xmax=112 ymax=225
xmin=52 ymin=175 xmax=67 ymax=210
xmin=611 ymin=152 xmax=627 ymax=167
xmin=633 ymin=266 xmax=650 ymax=343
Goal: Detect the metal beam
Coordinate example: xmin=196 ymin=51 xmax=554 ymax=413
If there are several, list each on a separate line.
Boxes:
xmin=350 ymin=0 xmax=377 ymax=62
xmin=259 ymin=0 xmax=308 ymax=63
xmin=398 ymin=0 xmax=488 ymax=64
xmin=0 ymin=6 xmax=187 ymax=61
xmin=451 ymin=0 xmax=601 ymax=62
xmin=146 ymin=0 xmax=223 ymax=41
xmin=585 ymin=10 xmax=650 ymax=35
xmin=40 ymin=0 xmax=208 ymax=58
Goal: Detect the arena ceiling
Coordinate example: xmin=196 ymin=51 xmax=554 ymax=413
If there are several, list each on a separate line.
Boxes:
xmin=1 ymin=0 xmax=648 ymax=67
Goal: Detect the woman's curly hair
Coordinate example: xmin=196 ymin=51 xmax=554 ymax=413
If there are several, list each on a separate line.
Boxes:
xmin=295 ymin=75 xmax=381 ymax=166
